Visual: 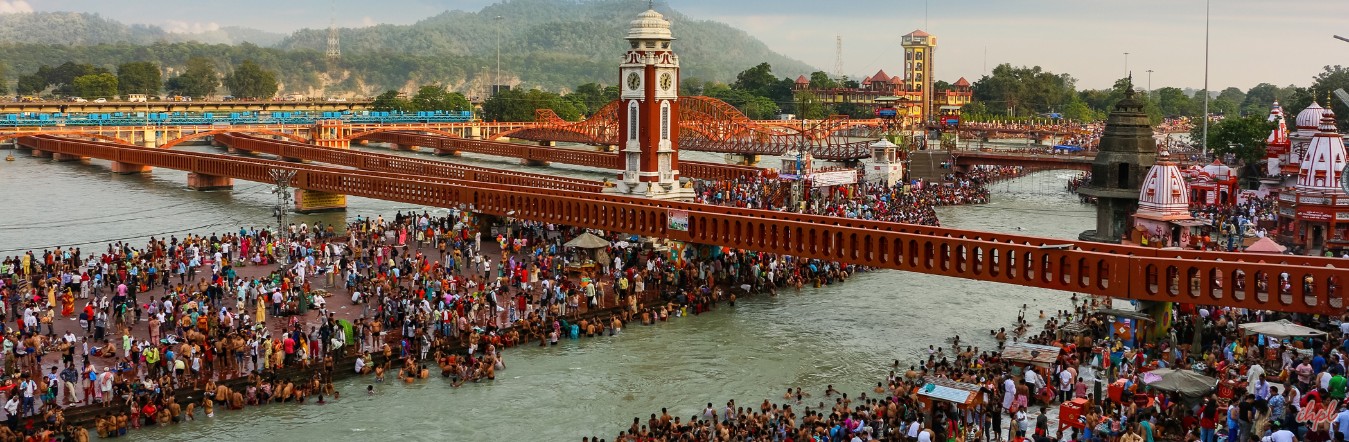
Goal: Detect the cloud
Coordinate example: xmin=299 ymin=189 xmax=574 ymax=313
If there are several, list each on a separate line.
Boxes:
xmin=0 ymin=1 xmax=32 ymax=14
xmin=163 ymin=20 xmax=220 ymax=34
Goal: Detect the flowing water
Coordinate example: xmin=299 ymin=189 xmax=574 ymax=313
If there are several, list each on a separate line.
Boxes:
xmin=0 ymin=146 xmax=1094 ymax=441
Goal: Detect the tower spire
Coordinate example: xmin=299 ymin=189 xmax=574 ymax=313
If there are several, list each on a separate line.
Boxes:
xmin=326 ymin=0 xmax=340 ymax=59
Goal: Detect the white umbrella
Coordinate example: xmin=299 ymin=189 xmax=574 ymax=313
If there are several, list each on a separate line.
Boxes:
xmin=1240 ymin=319 xmax=1327 ymax=339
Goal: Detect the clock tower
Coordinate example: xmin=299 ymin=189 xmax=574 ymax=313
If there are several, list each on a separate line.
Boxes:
xmin=612 ymin=8 xmax=690 ymax=199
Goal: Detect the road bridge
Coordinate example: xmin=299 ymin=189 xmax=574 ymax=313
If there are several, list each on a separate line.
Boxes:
xmin=353 ymin=130 xmax=763 ymax=182
xmin=212 ymin=132 xmax=604 ymax=193
xmin=0 ymin=99 xmax=374 ymax=114
xmin=16 ymin=135 xmax=1349 ymax=314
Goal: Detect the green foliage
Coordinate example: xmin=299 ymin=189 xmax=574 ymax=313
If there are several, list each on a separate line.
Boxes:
xmin=970 ymin=64 xmax=1076 ymax=117
xmin=371 ymin=90 xmax=414 ymax=112
xmin=15 ymin=73 xmax=45 ymax=95
xmin=1310 ymin=65 xmax=1349 ymax=129
xmin=1152 ymin=87 xmax=1194 ymax=117
xmin=164 ymin=57 xmax=220 ymax=98
xmin=223 ymin=59 xmax=278 ymax=99
xmin=1191 ymin=114 xmax=1273 ymax=163
xmin=71 ymin=73 xmax=117 ymax=99
xmin=565 ymin=82 xmax=618 ymax=116
xmin=482 ymin=88 xmax=581 ymax=122
xmin=1241 ymin=83 xmax=1280 ymax=116
xmin=1061 ymin=98 xmax=1102 ymax=122
xmin=116 ymin=61 xmax=161 ymax=96
xmin=808 ymin=71 xmax=837 ymax=89
xmin=409 ymin=85 xmax=470 ymax=112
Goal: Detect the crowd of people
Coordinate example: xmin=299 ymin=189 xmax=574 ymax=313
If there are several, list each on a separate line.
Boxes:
xmin=0 ymin=199 xmax=898 ymax=438
xmin=607 ymin=287 xmax=1349 ymax=442
xmin=693 ymin=167 xmax=1021 ymax=228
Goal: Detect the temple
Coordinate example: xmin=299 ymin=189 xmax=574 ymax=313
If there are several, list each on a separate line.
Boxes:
xmin=1274 ymin=105 xmax=1349 ymax=253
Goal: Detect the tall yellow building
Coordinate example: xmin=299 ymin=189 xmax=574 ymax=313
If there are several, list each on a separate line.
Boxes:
xmin=902 ymin=29 xmax=936 ymax=122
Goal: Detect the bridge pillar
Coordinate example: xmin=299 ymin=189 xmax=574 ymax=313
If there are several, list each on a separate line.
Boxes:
xmin=356 ymin=139 xmax=370 ymax=146
xmin=520 ymin=158 xmax=550 ymax=167
xmin=110 ymin=162 xmax=152 ymax=174
xmin=29 ymin=149 xmax=51 ymax=158
xmin=537 ymin=141 xmax=556 ymax=147
xmin=435 ymin=148 xmax=462 ymax=157
xmin=731 ymin=154 xmax=760 ymax=167
xmin=468 ymin=126 xmax=482 ymax=140
xmin=392 ymin=143 xmax=419 ymax=151
xmin=209 ymin=136 xmax=224 ymax=147
xmin=51 ymin=153 xmax=87 ymax=162
xmin=187 ymin=173 xmax=234 ymax=191
xmin=597 ymin=145 xmax=617 ymax=153
xmin=294 ymin=189 xmax=347 ymax=213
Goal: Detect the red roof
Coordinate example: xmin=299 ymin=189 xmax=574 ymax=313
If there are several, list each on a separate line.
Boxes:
xmin=953 ymin=77 xmax=970 ymax=87
xmin=889 ymin=76 xmax=904 ymax=84
xmin=905 ymin=29 xmax=930 ymax=37
xmin=870 ymin=70 xmax=891 ymax=83
xmin=795 ymin=75 xmax=809 ymax=84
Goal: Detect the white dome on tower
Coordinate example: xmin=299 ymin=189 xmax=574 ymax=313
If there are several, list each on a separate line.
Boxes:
xmin=1295 ymin=101 xmax=1330 ymax=133
xmin=627 ymin=9 xmax=673 ymax=40
xmin=1136 ymin=151 xmax=1192 ymax=220
xmin=1295 ymin=109 xmax=1348 ymax=192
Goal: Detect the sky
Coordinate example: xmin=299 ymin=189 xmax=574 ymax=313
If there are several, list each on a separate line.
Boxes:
xmin=10 ymin=0 xmax=1349 ymax=91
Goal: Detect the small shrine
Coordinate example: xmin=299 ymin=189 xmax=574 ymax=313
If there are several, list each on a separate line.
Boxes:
xmin=1132 ymin=150 xmax=1205 ymax=248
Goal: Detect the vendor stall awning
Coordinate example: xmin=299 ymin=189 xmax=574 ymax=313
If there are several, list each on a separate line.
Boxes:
xmin=919 ymin=378 xmax=983 ymax=406
xmin=1001 ymin=342 xmax=1061 ymax=367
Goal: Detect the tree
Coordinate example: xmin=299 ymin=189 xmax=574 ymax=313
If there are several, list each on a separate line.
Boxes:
xmin=15 ymin=73 xmax=44 ymax=96
xmin=482 ymin=89 xmax=580 ymax=121
xmin=222 ymin=59 xmax=278 ymax=99
xmin=72 ymin=73 xmax=118 ymax=99
xmin=564 ymin=82 xmax=617 ymax=116
xmin=1061 ymin=98 xmax=1102 ymax=122
xmin=808 ymin=71 xmax=837 ymax=90
xmin=164 ymin=57 xmax=219 ymax=99
xmin=371 ymin=90 xmax=414 ymax=112
xmin=410 ymin=85 xmax=470 ymax=112
xmin=971 ymin=64 xmax=1077 ymax=117
xmin=1153 ymin=87 xmax=1193 ymax=117
xmin=1191 ymin=114 xmax=1272 ymax=163
xmin=116 ymin=62 xmax=161 ymax=96
xmin=1241 ymin=83 xmax=1280 ymax=116
xmin=1310 ymin=65 xmax=1349 ymax=128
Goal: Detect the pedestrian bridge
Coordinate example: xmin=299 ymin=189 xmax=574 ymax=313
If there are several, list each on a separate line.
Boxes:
xmin=15 ymin=135 xmax=1349 ymax=315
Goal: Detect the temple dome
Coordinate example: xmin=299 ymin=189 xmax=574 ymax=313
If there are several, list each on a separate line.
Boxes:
xmin=1295 ymin=101 xmax=1329 ymax=132
xmin=1136 ymin=151 xmax=1192 ymax=220
xmin=1295 ymin=110 xmax=1348 ymax=192
xmin=1266 ymin=101 xmax=1289 ymax=147
xmin=627 ymin=9 xmax=673 ymax=40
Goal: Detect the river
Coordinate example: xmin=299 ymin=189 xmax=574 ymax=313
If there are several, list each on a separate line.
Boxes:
xmin=0 ymin=145 xmax=1094 ymax=441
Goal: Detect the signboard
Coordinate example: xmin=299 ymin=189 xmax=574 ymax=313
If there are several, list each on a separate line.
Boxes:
xmin=1299 ymin=208 xmax=1335 ymax=222
xmin=876 ymin=107 xmax=898 ymax=118
xmin=810 ymin=170 xmax=858 ymax=187
xmin=1205 ymin=191 xmax=1216 ymax=205
xmin=668 ymin=209 xmax=689 ymax=231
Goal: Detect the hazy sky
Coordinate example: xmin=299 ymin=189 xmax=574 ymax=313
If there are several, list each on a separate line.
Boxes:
xmin=12 ymin=0 xmax=1349 ymax=91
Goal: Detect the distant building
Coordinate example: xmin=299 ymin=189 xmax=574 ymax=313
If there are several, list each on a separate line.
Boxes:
xmin=791 ymin=29 xmax=970 ymax=128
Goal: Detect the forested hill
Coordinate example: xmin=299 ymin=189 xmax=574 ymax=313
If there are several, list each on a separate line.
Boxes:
xmin=0 ymin=12 xmax=284 ymax=46
xmin=278 ymin=0 xmax=815 ymax=86
xmin=0 ymin=0 xmax=815 ymax=96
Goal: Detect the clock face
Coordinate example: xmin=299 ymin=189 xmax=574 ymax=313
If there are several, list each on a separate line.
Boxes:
xmin=626 ymin=72 xmax=641 ymax=91
xmin=659 ymin=73 xmax=673 ymax=91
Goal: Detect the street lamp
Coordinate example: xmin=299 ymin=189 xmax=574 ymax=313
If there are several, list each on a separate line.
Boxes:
xmin=1201 ymin=0 xmax=1210 ymax=157
xmin=495 ymin=15 xmax=503 ymax=96
xmin=1123 ymin=52 xmax=1130 ymax=78
xmin=1145 ymin=69 xmax=1154 ymax=93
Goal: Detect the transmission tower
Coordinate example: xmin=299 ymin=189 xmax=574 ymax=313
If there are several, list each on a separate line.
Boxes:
xmin=834 ymin=36 xmax=844 ymax=81
xmin=326 ymin=1 xmax=340 ymax=59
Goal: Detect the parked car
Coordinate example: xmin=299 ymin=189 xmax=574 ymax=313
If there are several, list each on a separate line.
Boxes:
xmin=93 ymin=98 xmax=107 ymax=103
xmin=70 ymin=97 xmax=87 ymax=103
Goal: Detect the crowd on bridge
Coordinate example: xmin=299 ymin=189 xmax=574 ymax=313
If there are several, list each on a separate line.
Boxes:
xmin=692 ymin=167 xmax=1022 ymax=227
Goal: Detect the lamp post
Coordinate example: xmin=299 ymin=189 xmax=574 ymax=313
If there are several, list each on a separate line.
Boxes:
xmin=1123 ymin=52 xmax=1130 ymax=78
xmin=1200 ymin=0 xmax=1211 ymax=157
xmin=495 ymin=15 xmax=503 ymax=96
xmin=1146 ymin=70 xmax=1154 ymax=94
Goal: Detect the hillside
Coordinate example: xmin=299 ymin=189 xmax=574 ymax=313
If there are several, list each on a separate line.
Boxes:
xmin=0 ymin=1 xmax=816 ymax=97
xmin=0 ymin=12 xmax=284 ymax=46
xmin=277 ymin=0 xmax=816 ymax=86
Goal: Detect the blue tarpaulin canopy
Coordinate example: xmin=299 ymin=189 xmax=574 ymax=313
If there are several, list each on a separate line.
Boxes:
xmin=1053 ymin=145 xmax=1083 ymax=152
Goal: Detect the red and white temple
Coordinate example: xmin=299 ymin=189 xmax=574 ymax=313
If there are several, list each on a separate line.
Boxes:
xmin=1131 ymin=150 xmax=1204 ymax=247
xmin=1275 ymin=106 xmax=1349 ymax=253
